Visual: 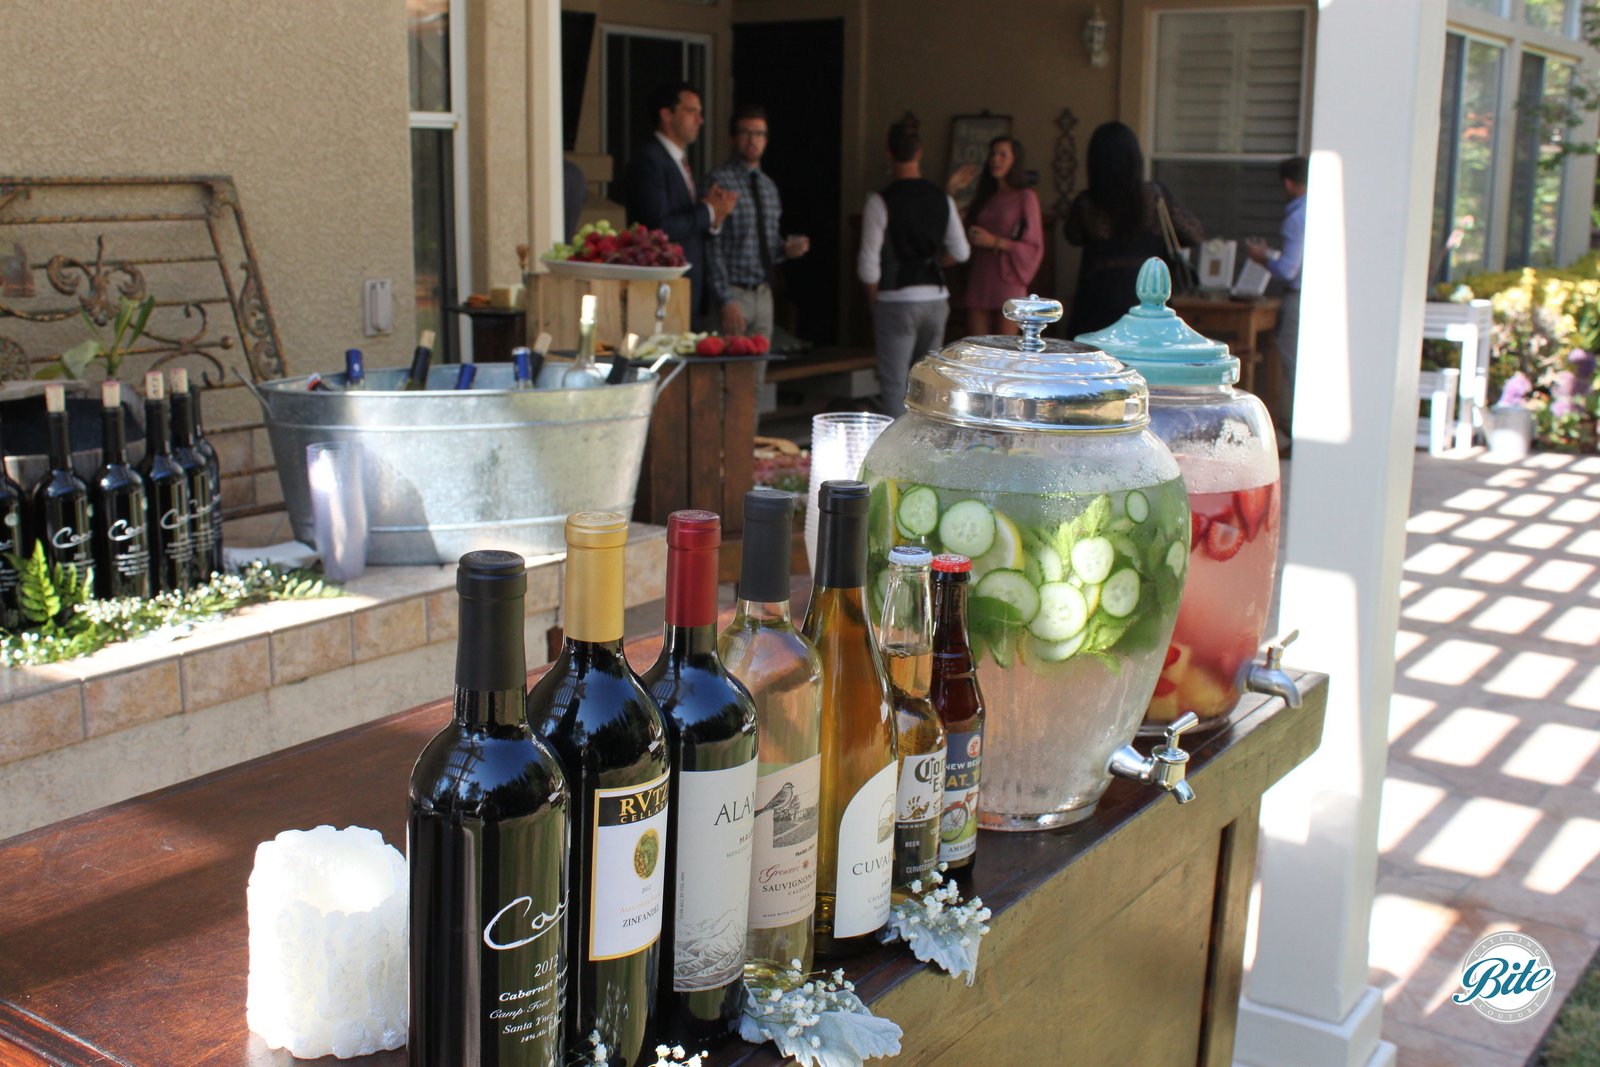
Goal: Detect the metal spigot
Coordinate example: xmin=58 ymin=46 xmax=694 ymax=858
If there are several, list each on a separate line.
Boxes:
xmin=1245 ymin=629 xmax=1302 ymax=709
xmin=1107 ymin=713 xmax=1200 ymax=805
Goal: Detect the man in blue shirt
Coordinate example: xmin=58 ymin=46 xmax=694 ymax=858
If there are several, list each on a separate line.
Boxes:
xmin=1246 ymin=156 xmax=1307 ymax=446
xmin=707 ymin=104 xmax=810 ymax=339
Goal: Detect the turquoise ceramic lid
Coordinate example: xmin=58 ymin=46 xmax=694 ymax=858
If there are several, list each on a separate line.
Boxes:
xmin=1074 ymin=258 xmax=1239 ymax=387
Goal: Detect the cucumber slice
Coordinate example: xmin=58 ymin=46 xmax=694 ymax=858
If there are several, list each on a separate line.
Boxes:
xmin=974 ymin=569 xmax=1039 ymax=625
xmin=1126 ymin=490 xmax=1150 ymax=523
xmin=1029 ymin=582 xmax=1089 ymax=641
xmin=940 ymin=499 xmax=997 ymax=559
xmin=1024 ymin=631 xmax=1085 ymax=663
xmin=896 ymin=485 xmax=940 ymax=537
xmin=1110 ymin=517 xmax=1135 ymax=534
xmin=1023 ymin=543 xmax=1064 ymax=587
xmin=1165 ymin=540 xmax=1186 ymax=577
xmin=1101 ymin=569 xmax=1141 ymax=618
xmin=1069 ymin=537 xmax=1115 ymax=585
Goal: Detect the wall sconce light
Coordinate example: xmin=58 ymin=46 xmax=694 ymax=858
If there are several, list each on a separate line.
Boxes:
xmin=1084 ymin=6 xmax=1109 ymax=69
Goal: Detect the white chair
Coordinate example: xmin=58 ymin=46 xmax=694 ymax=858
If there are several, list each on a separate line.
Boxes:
xmin=1421 ymin=300 xmax=1494 ymax=451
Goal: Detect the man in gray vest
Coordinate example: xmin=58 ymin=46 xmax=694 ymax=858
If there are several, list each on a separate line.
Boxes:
xmin=857 ymin=117 xmax=971 ymax=416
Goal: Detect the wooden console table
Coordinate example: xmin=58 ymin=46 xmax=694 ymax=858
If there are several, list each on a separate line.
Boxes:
xmin=1168 ymin=295 xmax=1283 ymax=401
xmin=0 ymin=628 xmax=1324 ymax=1067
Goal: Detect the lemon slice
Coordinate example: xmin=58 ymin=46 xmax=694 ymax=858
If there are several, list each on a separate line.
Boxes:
xmin=972 ymin=508 xmax=1023 ymax=575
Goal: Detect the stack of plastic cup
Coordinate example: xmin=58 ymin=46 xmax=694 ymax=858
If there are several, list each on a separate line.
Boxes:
xmin=804 ymin=412 xmax=893 ymax=573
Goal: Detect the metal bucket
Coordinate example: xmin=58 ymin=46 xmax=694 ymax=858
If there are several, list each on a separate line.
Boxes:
xmin=253 ymin=362 xmax=668 ymax=565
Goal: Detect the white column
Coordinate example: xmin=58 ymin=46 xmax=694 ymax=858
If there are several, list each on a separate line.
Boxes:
xmin=1234 ymin=2 xmax=1447 ymax=1067
xmin=526 ymin=0 xmax=564 ymax=273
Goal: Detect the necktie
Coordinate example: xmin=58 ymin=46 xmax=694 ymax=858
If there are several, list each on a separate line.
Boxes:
xmin=681 ymin=154 xmax=696 ymax=200
xmin=750 ymin=170 xmax=773 ymax=276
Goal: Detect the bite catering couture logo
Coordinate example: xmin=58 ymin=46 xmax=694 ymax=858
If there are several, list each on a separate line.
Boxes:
xmin=1453 ymin=931 xmax=1557 ymax=1023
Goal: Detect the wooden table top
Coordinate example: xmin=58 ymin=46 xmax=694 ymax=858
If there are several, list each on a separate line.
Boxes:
xmin=0 ymin=617 xmax=1323 ymax=1067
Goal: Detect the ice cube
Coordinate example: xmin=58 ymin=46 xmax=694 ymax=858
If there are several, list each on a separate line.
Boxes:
xmin=246 ymin=825 xmax=406 ymax=1059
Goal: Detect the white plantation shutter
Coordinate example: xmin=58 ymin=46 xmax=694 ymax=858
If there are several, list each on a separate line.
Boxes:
xmin=1152 ymin=10 xmax=1307 ymax=158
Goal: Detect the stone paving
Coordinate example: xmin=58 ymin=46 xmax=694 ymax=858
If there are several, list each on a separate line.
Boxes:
xmin=1373 ymin=451 xmax=1600 ymax=1066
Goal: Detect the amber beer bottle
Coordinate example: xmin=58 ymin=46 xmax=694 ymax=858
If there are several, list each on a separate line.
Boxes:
xmin=879 ymin=546 xmax=945 ymax=892
xmin=930 ymin=554 xmax=985 ymax=874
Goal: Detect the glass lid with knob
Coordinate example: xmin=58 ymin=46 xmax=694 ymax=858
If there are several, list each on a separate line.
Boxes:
xmin=1074 ymin=259 xmax=1241 ymax=388
xmin=905 ymin=295 xmax=1151 ymax=431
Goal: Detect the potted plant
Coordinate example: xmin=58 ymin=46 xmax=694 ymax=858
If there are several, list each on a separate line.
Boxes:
xmin=1488 ymin=371 xmax=1534 ymax=459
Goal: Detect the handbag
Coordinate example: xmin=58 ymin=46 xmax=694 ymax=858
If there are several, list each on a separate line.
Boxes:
xmin=1154 ymin=191 xmax=1197 ymax=292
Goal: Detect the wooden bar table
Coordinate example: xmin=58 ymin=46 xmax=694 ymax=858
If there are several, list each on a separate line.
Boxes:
xmin=1167 ymin=295 xmax=1282 ymax=399
xmin=0 ymin=619 xmax=1323 ymax=1067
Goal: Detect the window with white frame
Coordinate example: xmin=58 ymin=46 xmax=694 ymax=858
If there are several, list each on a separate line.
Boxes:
xmin=1506 ymin=52 xmax=1575 ymax=266
xmin=1431 ymin=32 xmax=1506 ymax=280
xmin=408 ymin=0 xmax=470 ymax=363
xmin=1148 ymin=8 xmax=1310 ymax=241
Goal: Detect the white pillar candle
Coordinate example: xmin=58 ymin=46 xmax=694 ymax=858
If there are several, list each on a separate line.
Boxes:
xmin=246 ymin=825 xmax=407 ymax=1059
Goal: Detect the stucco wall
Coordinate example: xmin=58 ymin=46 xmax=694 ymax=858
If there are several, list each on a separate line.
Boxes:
xmin=2 ymin=0 xmax=417 ymax=395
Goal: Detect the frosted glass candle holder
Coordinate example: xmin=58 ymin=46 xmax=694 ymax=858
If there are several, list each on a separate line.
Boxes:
xmin=246 ymin=825 xmax=407 ymax=1060
xmin=804 ymin=412 xmax=893 ymax=572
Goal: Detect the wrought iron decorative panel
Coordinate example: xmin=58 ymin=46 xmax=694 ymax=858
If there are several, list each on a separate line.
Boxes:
xmin=0 ymin=176 xmax=289 ymax=519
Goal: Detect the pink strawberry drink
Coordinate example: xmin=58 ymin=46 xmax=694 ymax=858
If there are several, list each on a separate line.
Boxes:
xmin=1072 ymin=257 xmax=1284 ymax=736
xmin=1147 ymin=479 xmax=1280 ymax=730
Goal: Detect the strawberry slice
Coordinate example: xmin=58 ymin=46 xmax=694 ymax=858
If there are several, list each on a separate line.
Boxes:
xmin=1164 ymin=644 xmax=1181 ymax=669
xmin=1154 ymin=676 xmax=1178 ymax=697
xmin=1205 ymin=520 xmax=1245 ymax=561
xmin=1234 ymin=486 xmax=1273 ymax=541
xmin=1191 ymin=510 xmax=1211 ymax=550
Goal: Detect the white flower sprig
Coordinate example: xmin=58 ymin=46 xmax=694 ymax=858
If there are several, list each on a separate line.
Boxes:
xmin=740 ymin=959 xmax=903 ymax=1067
xmin=579 ymin=1031 xmax=708 ymax=1067
xmin=880 ymin=863 xmax=993 ymax=985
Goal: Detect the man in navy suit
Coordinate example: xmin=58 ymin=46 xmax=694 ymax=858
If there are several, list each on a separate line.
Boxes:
xmin=626 ymin=82 xmax=738 ymax=328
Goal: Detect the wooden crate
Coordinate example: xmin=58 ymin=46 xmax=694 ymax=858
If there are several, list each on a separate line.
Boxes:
xmin=529 ymin=274 xmax=690 ymax=350
xmin=634 ymin=358 xmax=759 ymax=537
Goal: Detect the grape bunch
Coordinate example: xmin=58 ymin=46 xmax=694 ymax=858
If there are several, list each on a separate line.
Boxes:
xmin=548 ymin=221 xmax=686 ymax=268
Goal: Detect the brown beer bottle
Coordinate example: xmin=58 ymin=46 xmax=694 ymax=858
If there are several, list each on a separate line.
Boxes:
xmin=929 ymin=554 xmax=986 ymax=875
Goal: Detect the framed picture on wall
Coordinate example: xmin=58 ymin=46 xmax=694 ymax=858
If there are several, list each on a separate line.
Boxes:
xmin=947 ymin=112 xmax=1011 ymax=209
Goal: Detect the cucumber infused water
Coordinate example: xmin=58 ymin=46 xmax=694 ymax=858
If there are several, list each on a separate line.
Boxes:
xmin=863 ymin=462 xmax=1188 ymax=829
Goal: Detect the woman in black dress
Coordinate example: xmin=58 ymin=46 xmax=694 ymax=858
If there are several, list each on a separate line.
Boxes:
xmin=1064 ymin=121 xmax=1204 ymax=336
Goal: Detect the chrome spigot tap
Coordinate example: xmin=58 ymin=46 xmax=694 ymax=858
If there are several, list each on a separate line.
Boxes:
xmin=1107 ymin=712 xmax=1200 ymax=805
xmin=1245 ymin=629 xmax=1302 ymax=709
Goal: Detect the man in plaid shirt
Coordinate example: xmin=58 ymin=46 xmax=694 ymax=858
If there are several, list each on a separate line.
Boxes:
xmin=707 ymin=104 xmax=810 ymax=339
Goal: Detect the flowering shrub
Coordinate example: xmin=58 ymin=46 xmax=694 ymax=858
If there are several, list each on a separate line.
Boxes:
xmin=1448 ymin=257 xmax=1600 ymax=452
xmin=753 ymin=450 xmax=810 ymax=495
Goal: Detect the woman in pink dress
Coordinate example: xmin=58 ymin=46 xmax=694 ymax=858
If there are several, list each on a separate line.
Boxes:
xmin=959 ymin=137 xmax=1044 ymax=336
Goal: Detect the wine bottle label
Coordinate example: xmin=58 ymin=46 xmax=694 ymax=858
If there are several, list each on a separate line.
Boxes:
xmin=832 ymin=761 xmax=897 ymax=937
xmin=894 ymin=745 xmax=945 ymax=885
xmin=483 ymin=889 xmax=567 ymax=1049
xmin=589 ymin=771 xmax=670 ymax=961
xmin=672 ymin=759 xmax=758 ymax=991
xmin=749 ymin=754 xmax=821 ymax=930
xmin=940 ymin=730 xmax=982 ymax=864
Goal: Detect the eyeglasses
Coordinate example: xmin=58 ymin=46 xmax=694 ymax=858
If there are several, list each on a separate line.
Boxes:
xmin=733 ymin=128 xmax=769 ymax=139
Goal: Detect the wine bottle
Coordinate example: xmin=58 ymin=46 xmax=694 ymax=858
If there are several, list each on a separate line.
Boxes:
xmin=801 ymin=481 xmax=897 ymax=957
xmin=188 ymin=381 xmax=224 ymax=568
xmin=344 ymin=348 xmax=367 ymax=390
xmin=562 ymin=296 xmax=606 ymax=389
xmin=91 ymin=382 xmax=151 ymax=600
xmin=454 ymin=363 xmax=477 ymax=390
xmin=642 ymin=511 xmax=758 ymax=1048
xmin=930 ymin=554 xmax=985 ymax=874
xmin=405 ymin=329 xmax=437 ymax=391
xmin=137 ymin=371 xmax=193 ymax=592
xmin=531 ymin=512 xmax=669 ymax=1066
xmin=307 ymin=372 xmax=339 ymax=392
xmin=512 ymin=346 xmax=538 ymax=390
xmin=718 ymin=488 xmax=823 ymax=978
xmin=879 ymin=546 xmax=945 ymax=892
xmin=0 ymin=420 xmax=26 ymax=630
xmin=410 ymin=550 xmax=569 ymax=1067
xmin=169 ymin=370 xmax=218 ymax=585
xmin=29 ymin=384 xmax=93 ymax=599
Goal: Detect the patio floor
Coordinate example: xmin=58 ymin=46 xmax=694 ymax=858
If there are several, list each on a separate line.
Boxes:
xmin=1373 ymin=450 xmax=1600 ymax=1065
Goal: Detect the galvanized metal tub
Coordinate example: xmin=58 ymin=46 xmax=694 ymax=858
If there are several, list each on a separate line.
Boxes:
xmin=253 ymin=362 xmax=663 ymax=565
